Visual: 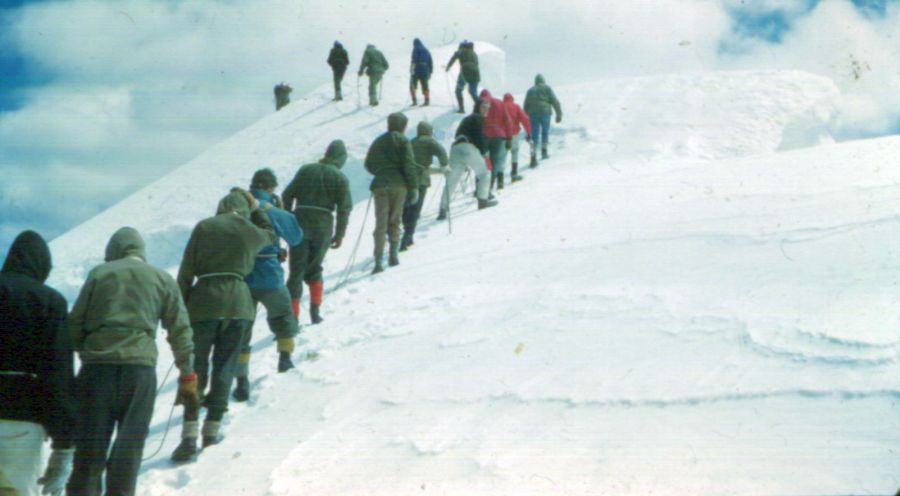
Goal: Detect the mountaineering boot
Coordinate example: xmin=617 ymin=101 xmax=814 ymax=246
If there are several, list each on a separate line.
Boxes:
xmin=497 ymin=173 xmax=505 ymax=190
xmin=456 ymin=94 xmax=465 ymax=113
xmin=291 ymin=298 xmax=300 ymax=318
xmin=478 ymin=198 xmax=498 ymax=210
xmin=276 ymin=337 xmax=296 ymax=371
xmin=399 ymin=233 xmax=413 ymax=252
xmin=423 ymin=91 xmax=430 ymax=106
xmin=202 ymin=421 xmax=223 ymax=448
xmin=172 ymin=421 xmax=200 ymax=463
xmin=530 ymin=151 xmax=538 ymax=168
xmin=232 ymin=377 xmax=250 ymax=402
xmin=171 ymin=436 xmax=198 ymax=463
xmin=308 ymin=281 xmax=324 ymax=324
xmin=310 ymin=304 xmax=323 ymax=325
xmin=278 ymin=351 xmax=295 ymax=372
xmin=511 ymin=163 xmax=523 ymax=182
xmin=388 ymin=243 xmax=400 ymax=267
xmin=437 ymin=208 xmax=448 ymax=221
xmin=541 ymin=147 xmax=549 ymax=160
xmin=372 ymin=256 xmax=384 ymax=274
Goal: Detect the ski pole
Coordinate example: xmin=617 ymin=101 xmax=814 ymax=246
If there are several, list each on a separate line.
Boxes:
xmin=445 ymin=173 xmax=453 ymax=235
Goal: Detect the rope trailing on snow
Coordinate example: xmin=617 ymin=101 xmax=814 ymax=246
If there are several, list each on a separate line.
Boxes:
xmin=331 ymin=195 xmax=373 ymax=293
xmin=142 ymin=360 xmax=177 ymax=462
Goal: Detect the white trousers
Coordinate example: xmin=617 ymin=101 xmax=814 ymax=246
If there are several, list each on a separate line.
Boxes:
xmin=441 ymin=142 xmax=491 ymax=211
xmin=0 ymin=419 xmax=45 ymax=496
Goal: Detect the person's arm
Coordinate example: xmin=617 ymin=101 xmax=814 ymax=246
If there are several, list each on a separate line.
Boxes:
xmin=433 ymin=139 xmax=449 ymax=167
xmin=160 ymin=276 xmax=195 ymax=378
xmin=550 ymin=87 xmax=562 ymax=121
xmin=41 ymin=292 xmax=77 ymax=450
xmin=334 ymin=173 xmax=353 ymax=242
xmin=382 ymin=52 xmax=389 ymax=71
xmin=520 ymin=107 xmax=532 ymax=138
xmin=446 ymin=51 xmax=458 ymax=70
xmin=399 ymin=138 xmax=419 ymax=191
xmin=176 ymin=227 xmax=199 ymax=305
xmin=327 ymin=49 xmax=335 ymax=67
xmin=68 ymin=273 xmax=95 ymax=352
xmin=364 ymin=138 xmax=379 ymax=175
xmin=358 ymin=52 xmax=367 ymax=75
xmin=281 ymin=175 xmax=299 ymax=212
xmin=427 ymin=51 xmax=433 ymax=75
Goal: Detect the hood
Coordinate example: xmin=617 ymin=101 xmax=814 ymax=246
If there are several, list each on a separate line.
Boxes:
xmin=366 ymin=44 xmax=375 ymax=51
xmin=416 ymin=121 xmax=433 ymax=137
xmin=479 ymin=89 xmax=493 ymax=100
xmin=503 ymin=93 xmax=514 ymax=103
xmin=216 ymin=190 xmax=252 ymax=218
xmin=388 ymin=112 xmax=408 ymax=133
xmin=334 ymin=41 xmax=342 ymax=48
xmin=413 ymin=38 xmax=423 ymax=49
xmin=535 ymin=74 xmax=546 ymax=85
xmin=322 ymin=139 xmax=348 ymax=168
xmin=1 ymin=230 xmax=51 ymax=282
xmin=104 ymin=227 xmax=146 ymax=262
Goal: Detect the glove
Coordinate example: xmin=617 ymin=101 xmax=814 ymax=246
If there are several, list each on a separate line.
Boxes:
xmin=175 ymin=372 xmax=200 ymax=410
xmin=406 ymin=190 xmax=419 ymax=206
xmin=38 ymin=448 xmax=74 ymax=496
xmin=505 ymin=139 xmax=512 ymax=150
xmin=555 ymin=114 xmax=562 ymax=124
xmin=278 ymin=248 xmax=288 ymax=263
xmin=331 ymin=237 xmax=343 ymax=249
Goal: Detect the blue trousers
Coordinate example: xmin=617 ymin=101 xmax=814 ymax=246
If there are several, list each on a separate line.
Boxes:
xmin=530 ymin=113 xmax=552 ymax=151
xmin=455 ymin=74 xmax=479 ymax=102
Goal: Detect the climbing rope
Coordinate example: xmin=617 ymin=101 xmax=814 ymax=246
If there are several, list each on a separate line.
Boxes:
xmin=332 ymin=195 xmax=373 ymax=292
xmin=141 ymin=361 xmax=178 ymax=462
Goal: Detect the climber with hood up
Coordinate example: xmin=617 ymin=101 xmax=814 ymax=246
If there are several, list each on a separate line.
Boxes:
xmin=364 ymin=113 xmax=419 ymax=273
xmin=171 ymin=189 xmax=276 ymax=463
xmin=402 ymin=120 xmax=448 ymax=251
xmin=67 ymin=227 xmax=196 ymax=495
xmin=0 ymin=230 xmax=77 ymax=496
xmin=282 ymin=139 xmax=353 ymax=325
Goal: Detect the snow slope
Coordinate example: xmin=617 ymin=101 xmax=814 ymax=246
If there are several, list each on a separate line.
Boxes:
xmin=44 ymin=44 xmax=900 ymax=495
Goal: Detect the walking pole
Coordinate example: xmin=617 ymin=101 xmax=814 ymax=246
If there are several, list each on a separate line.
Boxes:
xmin=444 ymin=172 xmax=453 ymax=235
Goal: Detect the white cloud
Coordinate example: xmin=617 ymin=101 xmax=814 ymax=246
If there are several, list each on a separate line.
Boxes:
xmin=3 ymin=0 xmax=900 ymax=254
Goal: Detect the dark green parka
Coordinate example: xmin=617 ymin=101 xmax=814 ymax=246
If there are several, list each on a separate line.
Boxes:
xmin=523 ymin=74 xmax=562 ymax=118
xmin=359 ymin=45 xmax=389 ymax=76
xmin=177 ymin=191 xmax=277 ymax=322
xmin=282 ymin=140 xmax=354 ymax=242
xmin=410 ymin=121 xmax=449 ymax=188
xmin=364 ymin=113 xmax=419 ymax=191
xmin=447 ymin=42 xmax=480 ymax=83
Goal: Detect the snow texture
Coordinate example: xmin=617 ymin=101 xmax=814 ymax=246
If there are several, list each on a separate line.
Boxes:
xmin=44 ymin=43 xmax=900 ymax=495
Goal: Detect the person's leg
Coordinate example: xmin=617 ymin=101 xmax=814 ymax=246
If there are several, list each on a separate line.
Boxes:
xmin=387 ymin=186 xmax=406 ymax=266
xmin=204 ymin=320 xmax=245 ymax=420
xmin=68 ymin=364 xmax=118 ymax=496
xmin=409 ymin=75 xmax=418 ymax=104
xmin=258 ymin=286 xmax=300 ymax=367
xmin=455 ymin=75 xmax=466 ymax=112
xmin=467 ymin=80 xmax=479 ymax=103
xmin=539 ymin=113 xmax=551 ymax=157
xmin=407 ymin=185 xmax=427 ymax=242
xmin=287 ymin=237 xmax=313 ymax=314
xmin=422 ymin=77 xmax=430 ymax=105
xmin=191 ymin=321 xmax=217 ymax=402
xmin=333 ymin=69 xmax=345 ymax=100
xmin=372 ymin=189 xmax=389 ymax=269
xmin=472 ymin=155 xmax=492 ymax=201
xmin=105 ymin=365 xmax=156 ymax=496
xmin=0 ymin=420 xmax=45 ymax=496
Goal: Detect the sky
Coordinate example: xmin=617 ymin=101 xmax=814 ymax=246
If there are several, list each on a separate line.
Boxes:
xmin=1 ymin=0 xmax=899 ymax=257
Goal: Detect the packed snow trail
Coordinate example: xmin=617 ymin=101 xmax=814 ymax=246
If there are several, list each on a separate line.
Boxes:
xmin=43 ymin=44 xmax=900 ymax=494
